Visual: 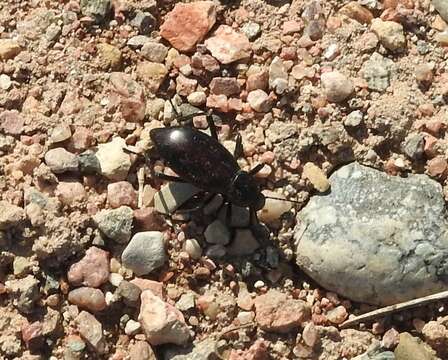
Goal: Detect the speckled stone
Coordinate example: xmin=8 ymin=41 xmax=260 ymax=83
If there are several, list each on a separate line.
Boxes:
xmin=295 ymin=162 xmax=448 ymax=305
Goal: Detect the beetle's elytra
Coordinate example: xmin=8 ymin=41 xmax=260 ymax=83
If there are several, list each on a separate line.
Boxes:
xmin=149 ymin=115 xmax=266 ymax=221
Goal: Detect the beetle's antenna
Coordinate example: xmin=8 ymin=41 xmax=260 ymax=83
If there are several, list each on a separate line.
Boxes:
xmin=169 ymin=98 xmax=180 ymax=117
xmin=264 ymin=195 xmax=302 ymax=205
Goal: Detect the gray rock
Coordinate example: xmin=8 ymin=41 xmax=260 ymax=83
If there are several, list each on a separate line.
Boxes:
xmin=154 ymin=182 xmax=201 ymax=215
xmin=6 ymin=275 xmax=40 ymax=314
xmin=94 ymin=206 xmax=133 ymax=243
xmin=164 ymin=338 xmax=218 ymax=360
xmin=116 ymin=280 xmax=142 ymax=307
xmin=204 ymin=219 xmax=231 ymax=245
xmin=227 ymin=229 xmax=259 ymax=256
xmin=354 ymin=343 xmax=395 ymax=360
xmin=131 ymin=11 xmax=156 ymax=34
xmin=433 ymin=0 xmax=448 ymax=23
xmin=80 ymin=0 xmax=111 ymax=23
xmin=79 ymin=151 xmax=101 ymax=175
xmin=122 ymin=231 xmax=167 ymax=276
xmin=361 ymin=53 xmax=395 ymax=92
xmin=402 ymin=134 xmax=425 ymax=160
xmin=295 ymin=162 xmax=448 ymax=305
xmin=127 ymin=35 xmax=152 ymax=48
xmin=141 ymin=42 xmax=168 ymax=63
xmin=44 ymin=148 xmax=79 ymax=173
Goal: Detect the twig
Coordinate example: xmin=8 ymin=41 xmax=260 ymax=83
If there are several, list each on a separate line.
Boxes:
xmin=137 ymin=166 xmax=145 ymax=208
xmin=340 ymin=290 xmax=448 ymax=329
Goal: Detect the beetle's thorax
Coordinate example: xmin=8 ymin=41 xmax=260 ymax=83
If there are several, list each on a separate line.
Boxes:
xmin=226 ymin=170 xmax=265 ymax=210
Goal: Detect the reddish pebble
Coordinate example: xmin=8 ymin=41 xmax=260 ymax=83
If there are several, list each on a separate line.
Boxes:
xmin=204 ymin=25 xmax=251 ymax=64
xmin=176 ymin=74 xmax=197 ymax=96
xmin=131 ymin=278 xmax=164 ymax=299
xmin=425 ymin=119 xmax=443 ymax=136
xmin=22 ymin=321 xmax=43 ymax=349
xmin=107 ymin=181 xmax=137 ymax=208
xmin=280 ymin=47 xmax=297 ymax=60
xmin=68 ymin=287 xmax=107 ymax=312
xmin=134 ymin=207 xmax=167 ymax=231
xmin=67 ymin=247 xmax=110 ymax=287
xmin=282 ymin=20 xmax=303 ymax=34
xmin=210 ymin=77 xmax=240 ymax=96
xmin=228 ymin=98 xmax=243 ymax=112
xmin=160 ymin=1 xmax=217 ymax=52
xmin=427 ymin=157 xmax=448 ymax=178
xmin=424 ymin=135 xmax=438 ymax=158
xmin=302 ymin=322 xmax=319 ymax=347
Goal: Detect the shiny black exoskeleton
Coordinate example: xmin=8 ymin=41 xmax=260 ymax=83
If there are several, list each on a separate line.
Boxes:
xmin=150 ymin=115 xmax=266 ymax=220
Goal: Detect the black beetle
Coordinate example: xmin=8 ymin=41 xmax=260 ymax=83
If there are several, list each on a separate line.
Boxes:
xmin=149 ymin=114 xmax=266 ymax=222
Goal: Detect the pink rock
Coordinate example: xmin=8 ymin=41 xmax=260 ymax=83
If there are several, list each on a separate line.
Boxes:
xmin=302 ymin=322 xmax=319 ymax=347
xmin=176 ymin=74 xmax=197 ymax=97
xmin=76 ymin=311 xmax=106 ymax=354
xmin=254 ymin=290 xmax=310 ymax=333
xmin=160 ymin=1 xmax=216 ymax=52
xmin=205 ymin=25 xmax=251 ymax=64
xmin=120 ymin=97 xmax=145 ymax=122
xmin=382 ymin=327 xmax=400 ymax=349
xmin=59 ymin=92 xmax=84 ymax=116
xmin=107 ymin=181 xmax=137 ymax=208
xmin=228 ymin=98 xmax=243 ymax=112
xmin=133 ymin=207 xmax=167 ymax=232
xmin=326 ymin=305 xmax=348 ymax=324
xmin=0 ymin=110 xmax=24 ymax=135
xmin=131 ymin=278 xmax=164 ymax=299
xmin=129 ymin=341 xmax=157 ymax=360
xmin=282 ymin=20 xmax=303 ymax=34
xmin=210 ymin=77 xmax=240 ymax=96
xmin=247 ymin=90 xmax=272 ymax=112
xmin=22 ymin=321 xmax=43 ymax=349
xmin=56 ymin=181 xmax=86 ymax=206
xmin=427 ymin=157 xmax=448 ymax=178
xmin=68 ymin=247 xmax=110 ymax=288
xmin=69 ymin=126 xmax=93 ymax=152
xmin=206 ymin=94 xmax=228 ymax=112
xmin=138 ymin=290 xmax=190 ymax=345
xmin=247 ymin=70 xmax=269 ymax=92
xmin=110 ymin=72 xmax=144 ymax=99
xmin=68 ymin=287 xmax=107 ymax=312
xmin=230 ymin=339 xmax=270 ymax=360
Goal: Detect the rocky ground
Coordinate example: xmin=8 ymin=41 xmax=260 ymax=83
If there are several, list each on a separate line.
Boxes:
xmin=1 ymin=0 xmax=448 ymax=359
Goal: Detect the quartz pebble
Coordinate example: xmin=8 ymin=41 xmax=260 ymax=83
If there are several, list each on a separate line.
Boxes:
xmin=320 ymin=71 xmax=354 ymax=103
xmin=258 ymin=191 xmax=292 ymax=224
xmin=121 ymin=231 xmax=166 ymax=276
xmin=138 ymin=290 xmax=190 ymax=345
xmin=96 ymin=137 xmax=131 ymax=181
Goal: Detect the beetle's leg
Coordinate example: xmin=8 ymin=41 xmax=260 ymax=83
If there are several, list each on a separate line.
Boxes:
xmin=248 ymin=163 xmax=265 ymax=176
xmin=234 ymin=133 xmax=243 ymax=159
xmin=206 ymin=114 xmax=218 ymax=140
xmin=153 ymin=171 xmax=188 ymax=183
xmin=249 ymin=206 xmax=259 ymax=225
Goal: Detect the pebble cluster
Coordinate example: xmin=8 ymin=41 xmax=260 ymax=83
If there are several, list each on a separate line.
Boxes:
xmin=0 ymin=0 xmax=448 ymax=359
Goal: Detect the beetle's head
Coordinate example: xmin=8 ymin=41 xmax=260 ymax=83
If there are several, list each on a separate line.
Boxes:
xmin=227 ymin=171 xmax=265 ymax=210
